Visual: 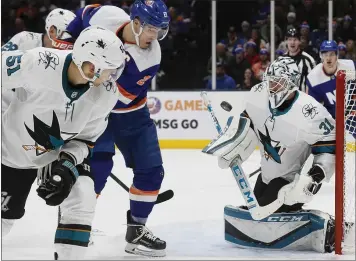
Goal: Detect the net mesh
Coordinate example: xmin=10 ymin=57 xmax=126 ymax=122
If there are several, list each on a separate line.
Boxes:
xmin=341 ymin=70 xmax=355 ymax=254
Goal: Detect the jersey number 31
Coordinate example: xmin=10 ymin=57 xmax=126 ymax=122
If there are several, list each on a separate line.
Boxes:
xmin=319 ymin=118 xmax=334 ymax=135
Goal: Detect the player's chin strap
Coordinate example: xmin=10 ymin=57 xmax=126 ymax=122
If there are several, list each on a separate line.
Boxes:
xmin=131 ymin=21 xmax=143 ymax=47
xmin=200 ymin=91 xmax=285 ymax=220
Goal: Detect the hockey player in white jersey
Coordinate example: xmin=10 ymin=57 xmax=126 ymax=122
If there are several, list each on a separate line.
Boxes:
xmin=203 ymin=56 xmax=340 ymax=252
xmin=1 ymin=8 xmax=77 ymax=115
xmin=1 ymin=26 xmax=126 ymax=260
xmin=1 ymin=8 xmax=76 ymax=52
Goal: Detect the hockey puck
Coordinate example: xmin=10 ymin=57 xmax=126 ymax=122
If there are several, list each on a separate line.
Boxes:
xmin=220 ymin=101 xmax=233 ymax=112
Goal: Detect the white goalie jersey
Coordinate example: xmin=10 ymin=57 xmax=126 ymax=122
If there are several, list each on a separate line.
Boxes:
xmin=244 ymin=82 xmax=336 ymax=184
xmin=1 ymin=48 xmax=118 ymax=169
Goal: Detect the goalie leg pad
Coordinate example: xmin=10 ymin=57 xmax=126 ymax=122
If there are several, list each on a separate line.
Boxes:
xmin=224 ymin=205 xmax=332 ymax=253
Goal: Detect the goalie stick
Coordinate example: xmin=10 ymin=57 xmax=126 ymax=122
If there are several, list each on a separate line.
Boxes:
xmin=201 ymin=91 xmax=284 ymax=220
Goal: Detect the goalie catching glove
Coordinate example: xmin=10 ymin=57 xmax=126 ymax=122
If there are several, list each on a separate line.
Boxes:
xmin=37 ymin=153 xmax=79 ymax=206
xmin=202 ymin=117 xmax=258 ymax=168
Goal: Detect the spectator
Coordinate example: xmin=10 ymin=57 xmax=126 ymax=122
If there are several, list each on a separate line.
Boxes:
xmin=300 ymin=21 xmax=310 ymax=39
xmin=285 ymin=12 xmax=298 ymax=33
xmin=311 ymin=16 xmax=328 ymax=57
xmin=228 ymin=46 xmax=251 ymax=86
xmin=206 ymin=62 xmax=236 ymax=90
xmin=207 ymin=42 xmax=233 ymax=74
xmin=260 ymin=15 xmax=283 ymax=45
xmin=338 ymin=42 xmax=347 ymax=59
xmin=250 ymin=28 xmax=267 ymax=51
xmin=245 ymin=41 xmax=260 ymax=66
xmin=284 ymin=27 xmax=316 ymax=93
xmin=337 ymin=15 xmax=356 ymax=42
xmin=276 ymin=49 xmax=285 ymax=59
xmin=295 ymin=0 xmax=318 ymax=30
xmin=252 ymin=48 xmax=270 ymax=81
xmin=239 ymin=68 xmax=260 ymax=90
xmin=345 ymin=39 xmax=356 ymax=61
xmin=39 ymin=0 xmax=57 ymax=21
xmin=221 ymin=26 xmax=242 ymax=54
xmin=239 ymin=21 xmax=251 ymax=44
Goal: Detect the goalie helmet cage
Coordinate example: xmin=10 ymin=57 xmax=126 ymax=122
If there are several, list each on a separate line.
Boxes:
xmin=335 ymin=70 xmax=356 ymax=255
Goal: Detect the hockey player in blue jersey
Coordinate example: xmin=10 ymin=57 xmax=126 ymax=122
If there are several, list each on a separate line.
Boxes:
xmin=306 ymin=40 xmax=356 ymax=118
xmin=61 ymin=1 xmax=170 ymax=257
xmin=306 ymin=40 xmax=356 ymax=138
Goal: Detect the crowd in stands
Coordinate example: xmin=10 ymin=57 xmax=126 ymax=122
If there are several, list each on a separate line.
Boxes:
xmin=205 ymin=0 xmax=356 ymax=90
xmin=2 ymin=0 xmax=356 ymax=90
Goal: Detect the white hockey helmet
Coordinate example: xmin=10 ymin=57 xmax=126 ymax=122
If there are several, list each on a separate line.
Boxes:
xmin=263 ymin=56 xmax=301 ymax=109
xmin=45 ymin=8 xmax=76 ymax=50
xmin=72 ymin=25 xmax=126 ymax=83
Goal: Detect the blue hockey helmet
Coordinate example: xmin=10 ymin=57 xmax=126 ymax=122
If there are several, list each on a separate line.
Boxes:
xmin=130 ymin=0 xmax=170 ymax=42
xmin=320 ymin=40 xmax=338 ymax=53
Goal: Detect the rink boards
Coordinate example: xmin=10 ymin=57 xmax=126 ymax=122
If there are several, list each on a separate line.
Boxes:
xmin=146 ymin=91 xmax=355 ymax=151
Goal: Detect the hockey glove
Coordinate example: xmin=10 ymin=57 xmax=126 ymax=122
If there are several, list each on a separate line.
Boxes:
xmin=280 ymin=165 xmax=325 ymax=206
xmin=306 ymin=164 xmax=325 ymax=194
xmin=202 ymin=117 xmax=258 ymax=169
xmin=37 ymin=156 xmax=79 ymax=206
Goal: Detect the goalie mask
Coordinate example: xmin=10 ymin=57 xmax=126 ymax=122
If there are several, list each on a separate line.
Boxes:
xmin=263 ymin=56 xmax=301 ymax=109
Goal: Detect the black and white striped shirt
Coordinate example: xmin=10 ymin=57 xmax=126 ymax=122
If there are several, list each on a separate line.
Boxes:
xmin=284 ymin=51 xmax=316 ymax=93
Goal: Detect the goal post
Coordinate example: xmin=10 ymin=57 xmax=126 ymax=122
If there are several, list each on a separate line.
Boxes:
xmin=335 ymin=70 xmax=356 ymax=255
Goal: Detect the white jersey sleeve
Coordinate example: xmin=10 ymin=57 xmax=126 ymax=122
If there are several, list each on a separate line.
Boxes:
xmin=2 ymin=31 xmax=43 ymax=52
xmin=1 ymin=49 xmax=38 ymax=91
xmin=296 ymin=97 xmax=336 ymax=182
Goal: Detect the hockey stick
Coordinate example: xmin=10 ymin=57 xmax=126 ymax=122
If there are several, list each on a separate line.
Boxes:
xmin=248 ymin=167 xmax=261 ymax=178
xmin=201 ymin=92 xmax=283 ymax=220
xmin=109 ymin=173 xmax=174 ymax=204
xmin=57 ymin=174 xmax=174 ymax=225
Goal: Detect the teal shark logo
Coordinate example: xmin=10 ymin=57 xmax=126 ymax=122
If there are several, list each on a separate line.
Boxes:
xmin=258 ymin=125 xmax=286 ymax=163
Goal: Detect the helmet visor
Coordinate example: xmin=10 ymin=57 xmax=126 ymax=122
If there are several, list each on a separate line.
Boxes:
xmin=99 ymin=62 xmax=125 ymax=82
xmin=142 ymin=24 xmax=169 ymax=40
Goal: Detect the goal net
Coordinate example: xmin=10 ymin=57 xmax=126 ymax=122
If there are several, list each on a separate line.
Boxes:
xmin=335 ymin=70 xmax=356 ymax=255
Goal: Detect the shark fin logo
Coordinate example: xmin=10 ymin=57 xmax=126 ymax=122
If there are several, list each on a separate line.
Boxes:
xmin=24 ymin=111 xmax=64 ymax=154
xmin=258 ymin=125 xmax=286 ymax=163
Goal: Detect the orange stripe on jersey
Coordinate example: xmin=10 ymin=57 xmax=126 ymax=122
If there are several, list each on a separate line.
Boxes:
xmin=117 ymin=83 xmax=137 ymax=100
xmin=82 ymin=4 xmax=101 ymax=19
xmin=114 ymin=97 xmax=147 ymax=111
xmin=116 ymin=22 xmax=130 ymax=37
xmin=129 ymin=186 xmax=159 ymax=196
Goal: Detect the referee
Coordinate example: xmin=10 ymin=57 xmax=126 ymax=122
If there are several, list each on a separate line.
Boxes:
xmin=284 ymin=28 xmax=316 ymax=93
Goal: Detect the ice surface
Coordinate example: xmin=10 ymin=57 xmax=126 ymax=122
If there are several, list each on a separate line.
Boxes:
xmin=2 ymin=150 xmax=355 ymax=260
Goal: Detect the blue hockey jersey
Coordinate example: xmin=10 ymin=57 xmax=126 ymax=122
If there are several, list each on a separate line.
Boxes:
xmin=306 ymin=59 xmax=356 ymax=118
xmin=66 ymin=4 xmax=161 ymax=113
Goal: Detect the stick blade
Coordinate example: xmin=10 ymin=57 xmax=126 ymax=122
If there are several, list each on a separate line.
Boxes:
xmin=156 ymin=189 xmax=174 ymax=204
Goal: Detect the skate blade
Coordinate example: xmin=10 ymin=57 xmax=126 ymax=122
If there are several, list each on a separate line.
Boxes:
xmin=125 ymin=243 xmax=166 ymax=257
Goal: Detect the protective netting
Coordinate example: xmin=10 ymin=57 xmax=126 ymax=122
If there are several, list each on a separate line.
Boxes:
xmin=341 ymin=70 xmax=355 ymax=254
